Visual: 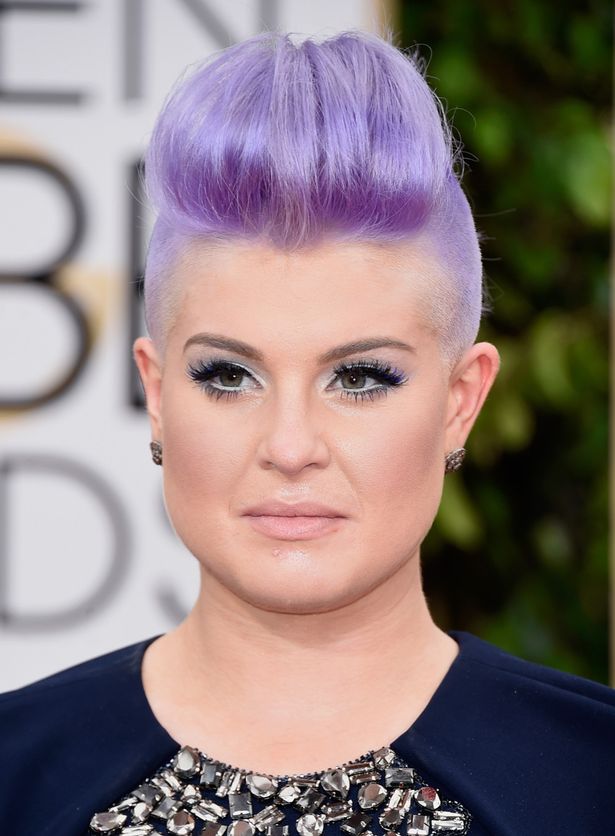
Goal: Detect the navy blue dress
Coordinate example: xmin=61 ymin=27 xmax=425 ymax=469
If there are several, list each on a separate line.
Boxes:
xmin=1 ymin=629 xmax=614 ymax=835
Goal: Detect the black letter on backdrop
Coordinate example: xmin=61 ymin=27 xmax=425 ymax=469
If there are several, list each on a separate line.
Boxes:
xmin=128 ymin=157 xmax=146 ymax=409
xmin=123 ymin=0 xmax=279 ymax=100
xmin=0 ymin=453 xmax=131 ymax=632
xmin=0 ymin=1 xmax=86 ymax=105
xmin=0 ymin=157 xmax=90 ymax=409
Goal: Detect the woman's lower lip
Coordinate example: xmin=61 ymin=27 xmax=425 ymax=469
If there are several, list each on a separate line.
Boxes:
xmin=244 ymin=515 xmax=345 ymax=540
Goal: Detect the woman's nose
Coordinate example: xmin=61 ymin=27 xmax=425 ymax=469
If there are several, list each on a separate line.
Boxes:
xmin=255 ymin=386 xmax=330 ymax=474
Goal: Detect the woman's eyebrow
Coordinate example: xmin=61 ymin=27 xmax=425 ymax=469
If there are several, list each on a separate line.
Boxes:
xmin=182 ymin=333 xmax=416 ymax=363
xmin=319 ymin=338 xmax=416 ymax=363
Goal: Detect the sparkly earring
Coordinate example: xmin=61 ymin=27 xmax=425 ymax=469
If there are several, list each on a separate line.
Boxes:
xmin=150 ymin=440 xmax=163 ymax=466
xmin=444 ymin=447 xmax=465 ymax=473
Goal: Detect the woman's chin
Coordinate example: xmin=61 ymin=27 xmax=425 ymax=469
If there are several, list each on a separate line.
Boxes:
xmin=203 ymin=555 xmax=375 ymax=615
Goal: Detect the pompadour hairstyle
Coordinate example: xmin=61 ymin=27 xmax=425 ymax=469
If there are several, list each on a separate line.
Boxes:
xmin=142 ymin=29 xmax=487 ymax=366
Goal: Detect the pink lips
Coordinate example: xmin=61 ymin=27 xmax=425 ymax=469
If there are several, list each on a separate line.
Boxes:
xmin=242 ymin=501 xmax=347 ymax=540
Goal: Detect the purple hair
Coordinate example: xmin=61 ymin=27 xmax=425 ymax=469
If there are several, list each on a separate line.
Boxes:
xmin=142 ymin=29 xmax=485 ymax=365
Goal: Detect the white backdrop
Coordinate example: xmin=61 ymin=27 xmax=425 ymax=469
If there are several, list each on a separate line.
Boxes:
xmin=0 ymin=0 xmax=388 ymax=691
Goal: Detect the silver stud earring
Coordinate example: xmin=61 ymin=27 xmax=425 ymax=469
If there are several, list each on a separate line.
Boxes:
xmin=444 ymin=447 xmax=465 ymax=473
xmin=150 ymin=440 xmax=163 ymax=466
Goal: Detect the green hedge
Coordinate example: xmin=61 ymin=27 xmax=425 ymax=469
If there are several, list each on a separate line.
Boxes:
xmin=398 ymin=0 xmax=612 ymax=682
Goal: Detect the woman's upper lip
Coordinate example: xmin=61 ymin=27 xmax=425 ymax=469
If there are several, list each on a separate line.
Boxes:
xmin=242 ymin=501 xmax=346 ymax=517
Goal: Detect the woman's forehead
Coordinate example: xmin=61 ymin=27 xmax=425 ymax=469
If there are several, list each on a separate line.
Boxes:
xmin=165 ymin=238 xmax=444 ymax=361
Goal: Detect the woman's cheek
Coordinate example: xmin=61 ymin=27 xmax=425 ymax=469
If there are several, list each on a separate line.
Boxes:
xmin=161 ymin=389 xmax=236 ymax=509
xmin=366 ymin=399 xmax=446 ymax=521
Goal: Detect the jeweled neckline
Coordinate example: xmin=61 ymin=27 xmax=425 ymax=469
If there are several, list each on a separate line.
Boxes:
xmin=89 ymin=741 xmax=474 ymax=834
xmin=184 ymin=744 xmax=391 ymax=782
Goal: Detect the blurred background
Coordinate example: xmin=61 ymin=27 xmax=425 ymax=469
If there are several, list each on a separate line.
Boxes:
xmin=0 ymin=0 xmax=612 ymax=689
xmin=405 ymin=1 xmax=613 ymax=685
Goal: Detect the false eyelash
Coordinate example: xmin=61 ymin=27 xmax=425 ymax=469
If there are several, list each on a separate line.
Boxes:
xmin=186 ymin=357 xmax=409 ymax=403
xmin=331 ymin=359 xmax=408 ymax=402
xmin=331 ymin=358 xmax=407 ymax=386
xmin=186 ymin=359 xmax=246 ymax=401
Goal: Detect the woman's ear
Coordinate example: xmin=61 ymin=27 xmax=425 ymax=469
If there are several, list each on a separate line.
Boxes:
xmin=444 ymin=341 xmax=500 ymax=452
xmin=133 ymin=336 xmax=163 ymax=440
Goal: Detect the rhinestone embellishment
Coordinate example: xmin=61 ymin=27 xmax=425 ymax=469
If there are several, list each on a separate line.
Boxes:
xmin=88 ymin=745 xmax=471 ymax=835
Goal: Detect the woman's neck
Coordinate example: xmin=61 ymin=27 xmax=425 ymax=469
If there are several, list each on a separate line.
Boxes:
xmin=140 ymin=555 xmax=459 ymax=777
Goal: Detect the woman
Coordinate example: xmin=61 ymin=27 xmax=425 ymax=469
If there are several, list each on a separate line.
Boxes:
xmin=1 ymin=29 xmax=614 ymax=836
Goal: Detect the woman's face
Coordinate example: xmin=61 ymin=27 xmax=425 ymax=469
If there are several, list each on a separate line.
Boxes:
xmin=135 ymin=239 xmax=497 ymax=614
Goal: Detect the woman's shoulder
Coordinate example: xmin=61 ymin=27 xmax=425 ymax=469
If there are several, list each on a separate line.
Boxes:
xmin=0 ymin=634 xmax=179 ymax=834
xmin=450 ymin=628 xmax=615 ymax=710
xmin=400 ymin=630 xmax=615 ymax=834
xmin=0 ymin=634 xmax=166 ymax=774
xmin=0 ymin=634 xmax=157 ymax=721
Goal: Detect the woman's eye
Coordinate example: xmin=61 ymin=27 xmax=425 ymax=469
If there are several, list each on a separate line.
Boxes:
xmin=330 ymin=361 xmax=408 ymax=402
xmin=186 ymin=358 xmax=408 ymax=403
xmin=337 ymin=369 xmax=375 ymax=390
xmin=186 ymin=360 xmax=256 ymax=400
